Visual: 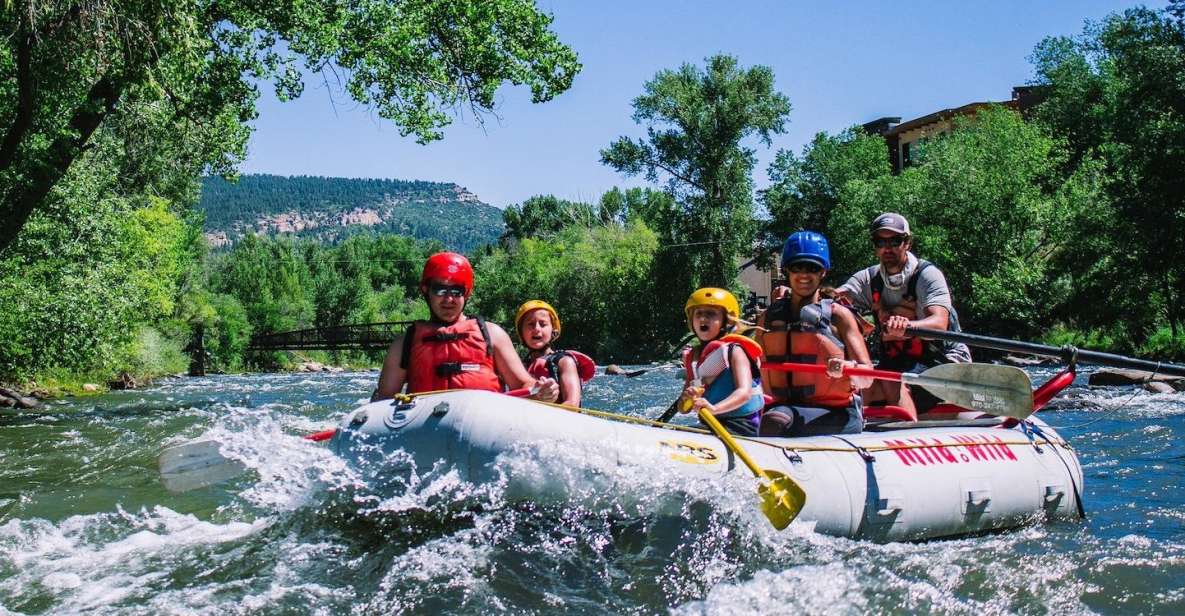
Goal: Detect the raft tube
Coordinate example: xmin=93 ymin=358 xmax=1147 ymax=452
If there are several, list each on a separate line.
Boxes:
xmin=332 ymin=390 xmax=1083 ymax=542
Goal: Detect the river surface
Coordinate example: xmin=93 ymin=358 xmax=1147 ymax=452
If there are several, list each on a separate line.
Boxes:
xmin=1 ymin=366 xmax=1183 ymax=615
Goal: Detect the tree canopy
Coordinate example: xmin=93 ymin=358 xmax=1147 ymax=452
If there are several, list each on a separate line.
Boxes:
xmin=0 ymin=0 xmax=580 ymax=254
xmin=601 ymin=54 xmax=791 ymax=290
xmin=1031 ymin=5 xmax=1185 ymax=338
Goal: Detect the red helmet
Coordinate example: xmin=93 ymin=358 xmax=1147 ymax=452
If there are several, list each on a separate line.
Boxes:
xmin=420 ymin=252 xmax=474 ymax=297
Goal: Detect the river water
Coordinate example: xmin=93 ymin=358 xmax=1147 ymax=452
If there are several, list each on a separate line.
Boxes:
xmin=1 ymin=366 xmax=1183 ymax=614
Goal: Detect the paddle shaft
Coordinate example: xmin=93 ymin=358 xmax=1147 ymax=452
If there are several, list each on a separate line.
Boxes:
xmin=697 ymin=408 xmax=771 ymax=481
xmin=764 ymin=361 xmax=966 ymax=391
xmin=909 ymin=327 xmax=1185 ymax=377
xmin=764 ymin=362 xmax=904 ymax=382
xmin=656 ymin=399 xmax=680 ymax=423
xmin=764 ymin=361 xmax=963 ymax=398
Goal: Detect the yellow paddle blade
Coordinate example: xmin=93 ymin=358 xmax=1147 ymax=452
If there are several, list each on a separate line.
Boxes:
xmin=758 ymin=470 xmax=806 ymax=530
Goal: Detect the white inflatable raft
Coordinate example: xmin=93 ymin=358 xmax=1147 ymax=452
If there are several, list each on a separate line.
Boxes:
xmin=331 ymin=390 xmax=1084 ymax=541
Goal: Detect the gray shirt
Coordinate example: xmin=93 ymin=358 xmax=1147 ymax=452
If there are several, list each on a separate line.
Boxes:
xmin=838 ymin=252 xmax=971 ymax=363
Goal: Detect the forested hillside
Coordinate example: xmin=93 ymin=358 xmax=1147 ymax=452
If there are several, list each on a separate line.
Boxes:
xmin=199 ymin=175 xmax=505 ymax=251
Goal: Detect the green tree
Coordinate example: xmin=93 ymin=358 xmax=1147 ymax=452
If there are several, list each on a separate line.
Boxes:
xmin=1031 ymin=6 xmax=1185 ymax=339
xmin=601 ymin=54 xmax=791 ymax=290
xmin=0 ymin=179 xmax=194 ymax=378
xmin=831 ymin=107 xmax=1104 ymax=337
xmin=0 ymin=0 xmax=580 ymax=254
xmin=500 ymin=195 xmax=599 ymax=244
xmin=760 ymin=127 xmax=890 ymax=260
xmin=473 ymin=220 xmax=663 ymax=362
xmin=211 ymin=234 xmax=315 ymax=337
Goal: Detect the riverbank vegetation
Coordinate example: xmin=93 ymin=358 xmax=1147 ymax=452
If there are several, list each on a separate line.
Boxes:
xmin=2 ymin=3 xmax=1184 ymax=393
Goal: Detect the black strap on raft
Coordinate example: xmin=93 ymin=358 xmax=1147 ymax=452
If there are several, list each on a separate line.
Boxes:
xmin=1026 ymin=421 xmax=1087 ymax=520
xmin=830 ymin=435 xmax=876 ymax=463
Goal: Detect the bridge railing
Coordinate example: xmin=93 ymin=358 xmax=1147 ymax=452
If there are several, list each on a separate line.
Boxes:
xmin=247 ymin=321 xmax=415 ymax=351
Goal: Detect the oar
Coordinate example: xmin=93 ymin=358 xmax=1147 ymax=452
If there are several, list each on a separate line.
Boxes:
xmin=158 ymin=427 xmax=338 ymax=493
xmin=655 ymin=399 xmax=681 ymax=423
xmin=908 ymin=327 xmax=1185 ymax=377
xmin=696 ymin=407 xmax=805 ymax=530
xmin=764 ymin=362 xmax=1034 ymax=420
xmin=158 ymin=386 xmax=539 ymax=493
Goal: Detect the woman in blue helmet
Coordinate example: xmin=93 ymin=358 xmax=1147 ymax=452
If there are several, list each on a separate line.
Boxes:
xmin=756 ymin=231 xmax=876 ymax=436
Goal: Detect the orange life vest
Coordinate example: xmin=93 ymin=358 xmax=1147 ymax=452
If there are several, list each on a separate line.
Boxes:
xmin=402 ymin=316 xmax=502 ymax=393
xmin=759 ymin=299 xmax=855 ymax=407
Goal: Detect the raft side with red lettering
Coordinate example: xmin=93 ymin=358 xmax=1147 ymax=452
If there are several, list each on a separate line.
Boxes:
xmin=879 ymin=434 xmax=1019 ymax=467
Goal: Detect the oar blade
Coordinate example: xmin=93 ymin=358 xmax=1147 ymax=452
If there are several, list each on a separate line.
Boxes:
xmin=912 ymin=363 xmax=1034 ymax=419
xmin=759 ymin=470 xmax=806 ymax=530
xmin=158 ymin=439 xmax=247 ymax=493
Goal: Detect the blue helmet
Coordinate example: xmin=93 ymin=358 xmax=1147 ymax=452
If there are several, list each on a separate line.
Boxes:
xmin=782 ymin=231 xmax=831 ymax=270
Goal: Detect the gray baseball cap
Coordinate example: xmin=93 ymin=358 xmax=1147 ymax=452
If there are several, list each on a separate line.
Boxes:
xmin=871 ymin=212 xmax=911 ymax=235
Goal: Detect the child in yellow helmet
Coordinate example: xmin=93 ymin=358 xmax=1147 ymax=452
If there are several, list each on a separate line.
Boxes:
xmin=678 ymin=288 xmax=767 ymax=436
xmin=515 ymin=300 xmax=596 ymax=406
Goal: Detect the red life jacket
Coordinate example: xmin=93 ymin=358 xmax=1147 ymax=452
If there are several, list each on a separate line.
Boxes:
xmin=401 ymin=316 xmax=501 ymax=393
xmin=682 ymin=334 xmax=764 ymax=384
xmin=759 ymin=299 xmax=855 ymax=407
xmin=526 ymin=349 xmax=596 ymax=404
xmin=870 ymin=260 xmax=954 ymax=363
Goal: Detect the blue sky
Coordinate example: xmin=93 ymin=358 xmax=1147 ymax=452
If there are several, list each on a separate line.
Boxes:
xmin=240 ymin=1 xmax=1165 ymax=208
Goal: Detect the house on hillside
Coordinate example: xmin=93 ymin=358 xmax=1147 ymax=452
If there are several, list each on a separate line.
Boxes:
xmin=863 ymin=86 xmax=1047 ymax=173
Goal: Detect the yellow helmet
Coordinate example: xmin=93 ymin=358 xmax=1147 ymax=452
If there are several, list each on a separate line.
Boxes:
xmin=684 ymin=287 xmax=739 ymax=333
xmin=515 ymin=300 xmax=562 ymax=341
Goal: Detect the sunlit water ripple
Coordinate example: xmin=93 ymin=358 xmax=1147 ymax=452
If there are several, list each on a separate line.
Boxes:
xmin=0 ymin=365 xmax=1182 ymax=614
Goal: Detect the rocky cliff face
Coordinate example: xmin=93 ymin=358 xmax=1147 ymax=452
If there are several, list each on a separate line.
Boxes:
xmin=199 ymin=175 xmax=505 ymax=252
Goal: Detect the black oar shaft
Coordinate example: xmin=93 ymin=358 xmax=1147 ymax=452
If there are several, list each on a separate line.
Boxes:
xmin=656 ymin=399 xmax=680 ymax=423
xmin=909 ymin=327 xmax=1185 ymax=377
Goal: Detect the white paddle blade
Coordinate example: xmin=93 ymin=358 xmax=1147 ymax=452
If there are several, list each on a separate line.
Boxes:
xmin=158 ymin=439 xmax=247 ymax=493
xmin=905 ymin=363 xmax=1034 ymax=419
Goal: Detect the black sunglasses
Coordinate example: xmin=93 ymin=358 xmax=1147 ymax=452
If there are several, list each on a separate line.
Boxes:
xmin=786 ymin=262 xmax=824 ymax=274
xmin=428 ymin=284 xmax=466 ymax=298
xmin=872 ymin=236 xmax=907 ymax=249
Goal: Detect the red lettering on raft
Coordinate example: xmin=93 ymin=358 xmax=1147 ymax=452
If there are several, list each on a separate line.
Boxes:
xmin=882 ymin=434 xmax=1018 ymax=467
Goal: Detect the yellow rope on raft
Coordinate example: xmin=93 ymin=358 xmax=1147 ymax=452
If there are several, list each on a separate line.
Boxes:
xmin=384 ymin=389 xmax=1074 ymax=456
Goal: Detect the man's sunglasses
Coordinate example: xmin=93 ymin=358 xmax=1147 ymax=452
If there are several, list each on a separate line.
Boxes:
xmin=786 ymin=262 xmax=824 ymax=274
xmin=872 ymin=236 xmax=907 ymax=249
xmin=428 ymin=284 xmax=466 ymax=298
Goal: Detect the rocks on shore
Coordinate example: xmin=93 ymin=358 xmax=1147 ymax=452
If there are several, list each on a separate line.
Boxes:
xmin=604 ymin=364 xmax=626 ymax=376
xmin=108 ymin=372 xmax=143 ymax=390
xmin=296 ymin=361 xmax=345 ymax=373
xmin=82 ymin=383 xmax=100 ymax=392
xmin=1144 ymin=381 xmax=1178 ymax=394
xmin=0 ymin=386 xmax=42 ymax=410
xmin=1088 ymin=368 xmax=1185 ymax=390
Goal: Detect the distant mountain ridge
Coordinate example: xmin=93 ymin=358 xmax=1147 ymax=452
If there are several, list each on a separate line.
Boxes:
xmin=198 ymin=174 xmax=505 ymax=252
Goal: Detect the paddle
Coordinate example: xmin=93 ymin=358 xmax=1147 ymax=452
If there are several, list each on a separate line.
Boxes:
xmin=696 ymin=406 xmax=805 ymax=530
xmin=763 ymin=362 xmax=1034 ymax=419
xmin=907 ymin=327 xmax=1185 ymax=377
xmin=655 ymin=399 xmax=681 ymax=424
xmin=158 ymin=385 xmax=540 ymax=493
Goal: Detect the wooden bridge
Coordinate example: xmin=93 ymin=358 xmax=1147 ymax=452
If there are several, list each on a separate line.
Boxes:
xmin=189 ymin=321 xmax=415 ymax=375
xmin=246 ymin=321 xmax=415 ymax=352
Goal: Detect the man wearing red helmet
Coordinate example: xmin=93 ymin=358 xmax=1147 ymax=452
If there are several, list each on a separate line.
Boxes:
xmin=372 ymin=252 xmax=559 ymax=402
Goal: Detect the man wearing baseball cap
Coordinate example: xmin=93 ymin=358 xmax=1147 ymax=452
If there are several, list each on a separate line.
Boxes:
xmin=836 ymin=213 xmax=971 ymax=414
